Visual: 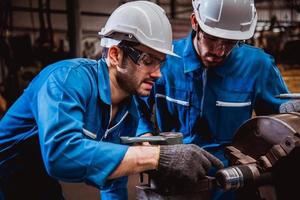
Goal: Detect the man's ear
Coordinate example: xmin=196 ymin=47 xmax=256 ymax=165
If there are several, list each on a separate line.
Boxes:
xmin=190 ymin=13 xmax=198 ymax=31
xmin=108 ymin=46 xmax=123 ymax=66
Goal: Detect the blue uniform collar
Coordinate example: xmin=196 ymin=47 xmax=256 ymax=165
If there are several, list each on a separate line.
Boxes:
xmin=98 ymin=59 xmax=111 ymax=105
xmin=183 ymin=31 xmax=202 ymax=73
xmin=182 ymin=31 xmax=239 ymax=77
xmin=97 ymin=59 xmax=138 ymax=119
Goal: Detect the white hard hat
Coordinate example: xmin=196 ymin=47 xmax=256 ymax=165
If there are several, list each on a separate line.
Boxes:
xmin=192 ymin=0 xmax=258 ymax=40
xmin=99 ymin=1 xmax=179 ymax=57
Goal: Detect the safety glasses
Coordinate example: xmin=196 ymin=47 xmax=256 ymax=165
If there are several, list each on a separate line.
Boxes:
xmin=119 ymin=45 xmax=165 ymax=70
xmin=197 ymin=28 xmax=238 ymax=52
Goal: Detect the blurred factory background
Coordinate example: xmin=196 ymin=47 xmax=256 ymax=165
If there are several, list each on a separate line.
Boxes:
xmin=1 ymin=0 xmax=300 ymax=199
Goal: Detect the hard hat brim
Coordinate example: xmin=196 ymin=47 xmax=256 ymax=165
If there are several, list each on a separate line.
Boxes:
xmin=99 ymin=31 xmax=180 ymax=58
xmin=152 ymin=46 xmax=181 ymax=58
xmin=197 ymin=14 xmax=258 ymax=40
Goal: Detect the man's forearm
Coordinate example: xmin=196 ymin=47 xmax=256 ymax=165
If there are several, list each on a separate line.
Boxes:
xmin=108 ymin=146 xmax=159 ymax=179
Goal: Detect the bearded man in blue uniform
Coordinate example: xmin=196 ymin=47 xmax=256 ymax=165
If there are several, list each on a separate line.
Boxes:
xmin=136 ymin=0 xmax=300 ymax=199
xmin=0 ymin=1 xmax=224 ymax=200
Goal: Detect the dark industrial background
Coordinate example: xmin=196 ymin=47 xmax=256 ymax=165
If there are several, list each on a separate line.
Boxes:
xmin=1 ymin=0 xmax=300 ymax=199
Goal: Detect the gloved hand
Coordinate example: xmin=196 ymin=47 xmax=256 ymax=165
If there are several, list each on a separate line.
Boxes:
xmin=158 ymin=144 xmax=224 ymax=182
xmin=279 ymin=100 xmax=300 ymax=113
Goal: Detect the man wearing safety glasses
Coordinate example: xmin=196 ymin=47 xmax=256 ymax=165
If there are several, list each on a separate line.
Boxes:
xmin=136 ymin=0 xmax=300 ymax=199
xmin=0 ymin=1 xmax=225 ymax=200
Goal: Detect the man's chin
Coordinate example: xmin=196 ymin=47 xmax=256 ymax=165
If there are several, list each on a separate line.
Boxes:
xmin=203 ymin=60 xmax=223 ymax=68
xmin=136 ymin=89 xmax=151 ymax=97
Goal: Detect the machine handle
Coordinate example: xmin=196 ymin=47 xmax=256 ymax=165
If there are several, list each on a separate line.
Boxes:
xmin=120 ymin=136 xmax=166 ymax=144
xmin=120 ymin=132 xmax=183 ymax=145
xmin=276 ymin=93 xmax=300 ymax=99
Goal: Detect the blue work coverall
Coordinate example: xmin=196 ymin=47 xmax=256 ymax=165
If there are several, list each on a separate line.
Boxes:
xmin=136 ymin=31 xmax=289 ymax=199
xmin=0 ymin=58 xmax=138 ymax=200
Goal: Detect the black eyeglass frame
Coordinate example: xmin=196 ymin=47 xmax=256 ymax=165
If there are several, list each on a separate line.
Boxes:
xmin=118 ymin=44 xmax=165 ymax=67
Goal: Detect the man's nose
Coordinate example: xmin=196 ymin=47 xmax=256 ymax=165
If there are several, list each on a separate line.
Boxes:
xmin=150 ymin=67 xmax=161 ymax=78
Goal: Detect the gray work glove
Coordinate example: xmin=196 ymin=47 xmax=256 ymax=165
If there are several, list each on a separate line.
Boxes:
xmin=158 ymin=144 xmax=224 ymax=182
xmin=279 ymin=100 xmax=300 ymax=113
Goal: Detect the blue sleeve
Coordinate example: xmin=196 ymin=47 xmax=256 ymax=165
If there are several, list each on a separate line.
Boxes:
xmin=254 ymin=55 xmax=289 ymax=115
xmin=100 ymin=176 xmax=128 ymax=200
xmin=135 ymin=92 xmax=156 ymax=136
xmin=36 ymin=66 xmax=128 ymax=188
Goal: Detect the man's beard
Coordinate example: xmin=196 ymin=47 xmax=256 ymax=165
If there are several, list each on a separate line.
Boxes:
xmin=116 ymin=62 xmax=140 ymax=95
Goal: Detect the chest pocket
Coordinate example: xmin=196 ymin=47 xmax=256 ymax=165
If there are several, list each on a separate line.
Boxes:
xmin=215 ymin=90 xmax=253 ymax=142
xmin=155 ymin=84 xmax=191 ymax=133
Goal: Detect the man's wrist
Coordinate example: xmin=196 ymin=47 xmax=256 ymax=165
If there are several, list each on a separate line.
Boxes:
xmin=155 ymin=145 xmax=160 ymax=169
xmin=134 ymin=145 xmax=160 ymax=170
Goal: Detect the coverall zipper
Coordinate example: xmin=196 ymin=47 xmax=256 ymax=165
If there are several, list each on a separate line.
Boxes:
xmin=103 ymin=105 xmax=129 ymax=139
xmin=200 ymin=68 xmax=207 ymax=117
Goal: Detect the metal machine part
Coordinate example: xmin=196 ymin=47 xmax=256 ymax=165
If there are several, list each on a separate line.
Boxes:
xmin=275 ymin=93 xmax=300 ymax=99
xmin=229 ymin=112 xmax=300 ymax=160
xmin=215 ymin=112 xmax=300 ymax=200
xmin=215 ymin=164 xmax=274 ymax=192
xmin=216 ymin=164 xmax=261 ymax=190
xmin=125 ymin=113 xmax=300 ymax=200
xmin=120 ymin=132 xmax=183 ymax=145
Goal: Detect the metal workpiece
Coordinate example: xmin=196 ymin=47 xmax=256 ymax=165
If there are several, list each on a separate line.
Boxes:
xmin=215 ymin=164 xmax=267 ymax=191
xmin=275 ymin=93 xmax=300 ymax=99
xmin=120 ymin=132 xmax=183 ymax=145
